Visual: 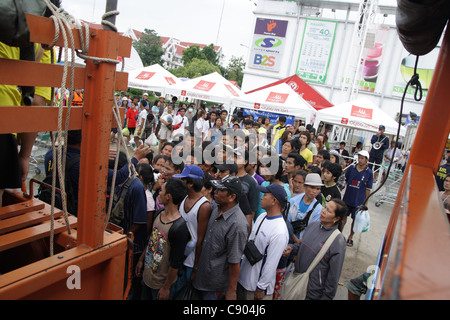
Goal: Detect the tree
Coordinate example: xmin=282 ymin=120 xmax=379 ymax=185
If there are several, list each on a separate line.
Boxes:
xmin=170 ymin=58 xmax=221 ymax=79
xmin=182 ymin=44 xmax=220 ymax=66
xmin=182 ymin=45 xmax=203 ymax=65
xmin=202 ymin=44 xmax=220 ymax=66
xmin=225 ymin=56 xmax=246 ymax=87
xmin=133 ymin=29 xmax=164 ymax=66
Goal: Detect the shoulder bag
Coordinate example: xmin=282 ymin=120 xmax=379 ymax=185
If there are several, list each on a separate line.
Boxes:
xmin=280 ymin=228 xmax=340 ymax=300
xmin=243 ymin=216 xmax=267 ymax=266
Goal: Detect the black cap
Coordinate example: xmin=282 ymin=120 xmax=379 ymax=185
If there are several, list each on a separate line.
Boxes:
xmin=215 ymin=163 xmax=238 ymax=175
xmin=211 ymin=176 xmax=242 ymax=199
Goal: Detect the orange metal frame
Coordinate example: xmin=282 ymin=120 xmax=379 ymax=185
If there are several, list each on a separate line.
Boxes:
xmin=372 ymin=29 xmax=450 ymax=299
xmin=0 ymin=13 xmax=131 ymax=299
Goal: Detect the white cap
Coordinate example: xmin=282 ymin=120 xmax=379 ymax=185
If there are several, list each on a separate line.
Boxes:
xmin=358 ymin=150 xmax=370 ymax=159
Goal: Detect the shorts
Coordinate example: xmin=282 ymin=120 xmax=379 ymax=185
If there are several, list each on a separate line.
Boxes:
xmin=0 ymin=134 xmax=22 ymax=189
xmin=158 ymin=127 xmax=171 ymax=140
xmin=369 ymin=156 xmax=382 ymax=172
xmin=345 ymin=272 xmax=371 ymax=297
xmin=346 ymin=205 xmax=358 ymax=219
xmin=135 ymin=126 xmax=145 ymax=139
xmin=128 ymin=127 xmax=136 ymax=135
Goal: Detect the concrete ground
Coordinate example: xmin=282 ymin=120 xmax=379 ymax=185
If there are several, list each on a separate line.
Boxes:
xmin=334 ymin=191 xmax=393 ymax=300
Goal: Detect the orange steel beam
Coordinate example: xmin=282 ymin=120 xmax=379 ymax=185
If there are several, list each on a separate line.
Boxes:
xmin=0 ymin=232 xmax=127 ymax=300
xmin=26 ymin=14 xmax=132 ymax=58
xmin=375 ymin=28 xmax=450 ymax=299
xmin=0 ymin=106 xmax=124 ymax=134
xmin=0 ymin=58 xmax=129 ymax=91
xmin=76 ymin=29 xmax=127 ymax=249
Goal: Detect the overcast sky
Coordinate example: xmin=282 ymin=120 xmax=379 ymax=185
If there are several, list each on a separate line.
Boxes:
xmin=61 ymin=0 xmax=257 ymax=65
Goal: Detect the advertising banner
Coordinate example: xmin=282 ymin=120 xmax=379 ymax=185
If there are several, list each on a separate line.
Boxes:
xmin=242 ymin=108 xmax=295 ymax=126
xmin=248 ymin=18 xmax=288 ymax=72
xmin=392 ymin=47 xmax=439 ymax=100
xmin=296 ymin=19 xmax=337 ymax=84
xmin=356 ymin=25 xmax=389 ymax=93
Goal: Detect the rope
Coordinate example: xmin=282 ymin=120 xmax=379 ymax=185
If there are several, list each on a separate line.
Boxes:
xmin=361 ymin=55 xmax=423 ymax=208
xmin=42 ymin=0 xmax=79 ymax=255
xmin=41 ymin=1 xmax=128 ymax=246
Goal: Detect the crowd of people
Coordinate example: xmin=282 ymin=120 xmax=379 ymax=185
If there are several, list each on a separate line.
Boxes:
xmin=45 ymin=91 xmax=386 ymax=301
xmin=34 ymin=91 xmax=449 ymax=301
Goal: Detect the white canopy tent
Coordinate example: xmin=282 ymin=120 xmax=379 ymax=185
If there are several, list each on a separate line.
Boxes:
xmin=164 ymin=72 xmax=246 ymax=107
xmin=230 ymin=83 xmax=317 ymax=125
xmin=127 ymin=64 xmax=181 ymax=94
xmin=56 ymin=45 xmax=144 ymax=73
xmin=315 ymin=97 xmax=406 ymax=136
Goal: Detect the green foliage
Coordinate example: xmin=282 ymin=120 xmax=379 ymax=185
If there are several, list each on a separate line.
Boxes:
xmin=182 ymin=44 xmax=219 ymax=66
xmin=224 ymin=56 xmax=246 ymax=87
xmin=169 ymin=58 xmax=222 ymax=79
xmin=133 ymin=29 xmax=165 ymax=66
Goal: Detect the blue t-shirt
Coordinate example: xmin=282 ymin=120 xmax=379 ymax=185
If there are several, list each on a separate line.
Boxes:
xmin=114 ymin=177 xmax=148 ymax=254
xmin=44 ymin=146 xmax=81 ymax=214
xmin=255 ymin=181 xmax=291 ymax=221
xmin=343 ymin=164 xmax=373 ymax=207
xmin=287 ymin=193 xmax=322 ymax=240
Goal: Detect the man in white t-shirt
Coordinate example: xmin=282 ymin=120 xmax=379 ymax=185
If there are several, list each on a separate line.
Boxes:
xmin=172 ymin=107 xmax=189 ymax=141
xmin=194 ymin=109 xmax=207 ymax=146
xmin=135 ymin=101 xmax=149 ymax=148
xmin=238 ymin=183 xmax=289 ymax=300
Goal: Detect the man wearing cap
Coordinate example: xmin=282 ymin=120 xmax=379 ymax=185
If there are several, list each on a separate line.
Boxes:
xmin=369 ymin=125 xmax=389 ymax=181
xmin=214 ymin=162 xmax=253 ymax=226
xmin=287 ymin=173 xmax=324 ymax=242
xmin=237 ymin=184 xmax=289 ymax=300
xmin=171 ymin=165 xmax=212 ymax=296
xmin=342 ymin=150 xmax=373 ymax=247
xmin=193 ymin=176 xmax=249 ymax=300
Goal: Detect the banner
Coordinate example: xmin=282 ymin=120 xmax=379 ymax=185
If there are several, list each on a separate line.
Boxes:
xmin=296 ymin=19 xmax=337 ymax=83
xmin=392 ymin=47 xmax=439 ymax=100
xmin=248 ymin=18 xmax=288 ymax=72
xmin=242 ymin=108 xmax=294 ymax=126
xmin=356 ymin=26 xmax=389 ymax=93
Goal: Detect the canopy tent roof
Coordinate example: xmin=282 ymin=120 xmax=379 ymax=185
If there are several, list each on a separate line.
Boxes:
xmin=231 ymin=83 xmax=317 ymax=125
xmin=127 ymin=64 xmax=181 ymax=94
xmin=164 ymin=72 xmax=246 ymax=105
xmin=315 ymin=97 xmax=406 ymax=136
xmin=56 ymin=45 xmax=144 ymax=73
xmin=245 ymin=74 xmax=333 ymax=111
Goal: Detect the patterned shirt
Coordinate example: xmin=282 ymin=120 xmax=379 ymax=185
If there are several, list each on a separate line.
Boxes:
xmin=193 ymin=203 xmax=249 ymax=292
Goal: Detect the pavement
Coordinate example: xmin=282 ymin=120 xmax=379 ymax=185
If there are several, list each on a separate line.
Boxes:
xmin=334 ymin=191 xmax=393 ymax=300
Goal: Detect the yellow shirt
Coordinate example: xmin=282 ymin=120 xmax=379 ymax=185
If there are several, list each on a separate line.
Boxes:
xmin=300 ymin=147 xmax=313 ymax=165
xmin=0 ymin=42 xmax=21 ymax=106
xmin=34 ymin=43 xmax=54 ymax=103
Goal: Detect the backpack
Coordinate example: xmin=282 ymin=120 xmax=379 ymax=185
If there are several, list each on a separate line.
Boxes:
xmin=109 ymin=175 xmax=137 ymax=226
xmin=145 ymin=113 xmax=154 ymax=130
xmin=290 ymin=200 xmax=321 ymax=234
xmin=37 ymin=154 xmax=80 ymax=215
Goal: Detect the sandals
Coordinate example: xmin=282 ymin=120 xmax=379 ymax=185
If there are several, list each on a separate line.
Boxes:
xmin=347 ymin=239 xmax=354 ymax=247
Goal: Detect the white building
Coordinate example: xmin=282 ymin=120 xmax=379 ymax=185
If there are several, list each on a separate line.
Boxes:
xmin=123 ymin=28 xmax=223 ymax=70
xmin=241 ymin=0 xmax=436 ymax=121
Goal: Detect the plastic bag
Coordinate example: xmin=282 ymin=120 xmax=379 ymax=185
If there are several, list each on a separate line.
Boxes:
xmin=353 ymin=209 xmax=370 ymax=233
xmin=145 ymin=133 xmax=158 ymax=146
xmin=122 ymin=127 xmax=130 ymax=137
xmin=174 ymin=282 xmax=202 ymax=300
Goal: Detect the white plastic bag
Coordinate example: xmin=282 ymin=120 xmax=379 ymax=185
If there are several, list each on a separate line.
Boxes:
xmin=145 ymin=133 xmax=158 ymax=146
xmin=353 ymin=209 xmax=370 ymax=233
